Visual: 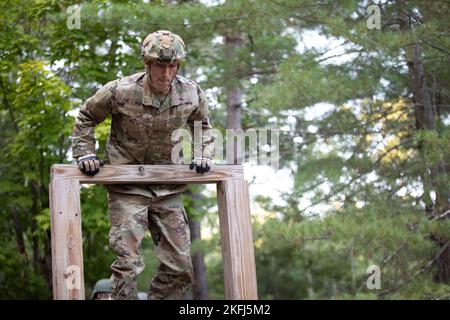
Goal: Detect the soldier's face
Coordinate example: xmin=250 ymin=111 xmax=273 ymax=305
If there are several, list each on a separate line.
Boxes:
xmin=148 ymin=60 xmax=178 ymax=94
xmin=93 ymin=292 xmax=112 ymax=300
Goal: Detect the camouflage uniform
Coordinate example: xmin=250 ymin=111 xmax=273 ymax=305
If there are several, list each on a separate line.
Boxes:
xmin=72 ymin=32 xmax=214 ymax=299
xmin=108 ymin=190 xmax=192 ymax=300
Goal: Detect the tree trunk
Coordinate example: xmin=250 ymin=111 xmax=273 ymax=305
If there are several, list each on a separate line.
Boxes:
xmin=225 ymin=34 xmax=243 ymax=131
xmin=404 ymin=13 xmax=450 ymax=282
xmin=224 ymin=32 xmax=244 ymax=169
xmin=408 ymin=42 xmax=450 ymax=213
xmin=43 ymin=231 xmax=53 ymax=292
xmin=30 ymin=180 xmax=41 ymax=272
xmin=10 ymin=206 xmax=26 ymax=256
xmin=186 ymin=189 xmax=209 ymax=300
xmin=189 ymin=217 xmax=209 ymax=300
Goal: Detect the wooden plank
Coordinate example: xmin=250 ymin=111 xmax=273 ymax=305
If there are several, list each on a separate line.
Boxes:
xmin=48 ymin=164 xmax=257 ymax=300
xmin=50 ymin=179 xmax=85 ymax=300
xmin=51 ymin=164 xmax=243 ymax=184
xmin=217 ymin=179 xmax=258 ymax=299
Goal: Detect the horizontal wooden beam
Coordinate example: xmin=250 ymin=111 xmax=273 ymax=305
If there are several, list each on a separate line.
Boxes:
xmin=51 ymin=164 xmax=244 ymax=184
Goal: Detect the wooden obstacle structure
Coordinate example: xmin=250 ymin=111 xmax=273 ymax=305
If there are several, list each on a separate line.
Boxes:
xmin=49 ymin=164 xmax=257 ymax=300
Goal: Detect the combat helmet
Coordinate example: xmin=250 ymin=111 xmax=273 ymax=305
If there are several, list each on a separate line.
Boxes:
xmin=90 ymin=278 xmax=112 ymax=299
xmin=141 ymin=30 xmax=187 ymax=63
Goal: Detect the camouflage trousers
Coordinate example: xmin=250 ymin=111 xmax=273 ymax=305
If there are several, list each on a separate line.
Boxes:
xmin=107 ymin=191 xmax=194 ymax=300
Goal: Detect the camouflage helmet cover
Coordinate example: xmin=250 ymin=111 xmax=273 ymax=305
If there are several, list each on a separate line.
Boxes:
xmin=90 ymin=278 xmax=112 ymax=299
xmin=141 ymin=30 xmax=187 ymax=63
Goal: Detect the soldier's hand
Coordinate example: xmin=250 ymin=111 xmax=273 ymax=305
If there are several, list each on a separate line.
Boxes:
xmin=77 ymin=153 xmax=102 ymax=176
xmin=189 ymin=157 xmax=212 ymax=174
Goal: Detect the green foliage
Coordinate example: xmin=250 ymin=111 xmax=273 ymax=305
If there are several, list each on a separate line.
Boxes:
xmin=0 ymin=242 xmax=50 ymax=299
xmin=253 ymin=201 xmax=444 ymax=299
xmin=0 ymin=0 xmax=448 ymax=300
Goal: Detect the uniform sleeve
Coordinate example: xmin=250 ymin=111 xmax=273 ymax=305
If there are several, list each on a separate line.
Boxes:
xmin=187 ymin=85 xmax=215 ymax=160
xmin=71 ymin=80 xmax=117 ymax=158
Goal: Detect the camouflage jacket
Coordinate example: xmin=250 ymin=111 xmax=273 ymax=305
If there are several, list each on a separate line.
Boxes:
xmin=72 ymin=72 xmax=214 ymax=197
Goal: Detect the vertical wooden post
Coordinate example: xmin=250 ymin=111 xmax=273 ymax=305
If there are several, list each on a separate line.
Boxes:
xmin=217 ymin=179 xmax=258 ymax=299
xmin=50 ymin=179 xmax=85 ymax=300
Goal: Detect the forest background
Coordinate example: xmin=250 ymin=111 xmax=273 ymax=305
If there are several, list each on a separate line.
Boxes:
xmin=0 ymin=0 xmax=448 ymax=299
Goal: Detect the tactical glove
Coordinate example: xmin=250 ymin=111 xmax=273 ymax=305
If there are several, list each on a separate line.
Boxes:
xmin=77 ymin=153 xmax=102 ymax=176
xmin=189 ymin=157 xmax=212 ymax=174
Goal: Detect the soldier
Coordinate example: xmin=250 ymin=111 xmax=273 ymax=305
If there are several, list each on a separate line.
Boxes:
xmin=72 ymin=30 xmax=214 ymax=300
xmin=90 ymin=278 xmax=113 ymax=300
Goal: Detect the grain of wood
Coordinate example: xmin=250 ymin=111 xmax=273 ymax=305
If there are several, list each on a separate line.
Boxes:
xmin=51 ymin=164 xmax=244 ymax=183
xmin=50 ymin=179 xmax=85 ymax=300
xmin=217 ymin=179 xmax=258 ymax=299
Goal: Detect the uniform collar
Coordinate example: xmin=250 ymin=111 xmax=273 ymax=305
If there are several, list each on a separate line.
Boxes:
xmin=141 ymin=73 xmax=183 ymax=110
